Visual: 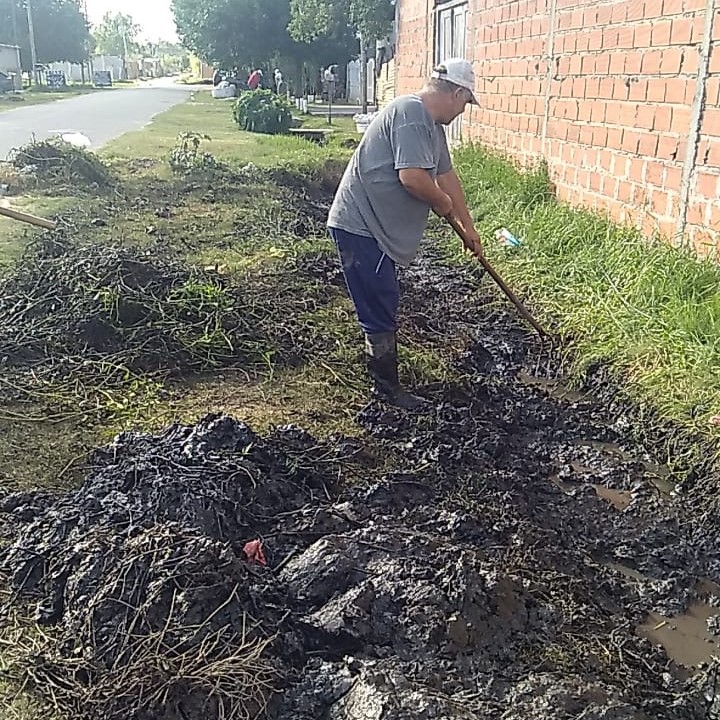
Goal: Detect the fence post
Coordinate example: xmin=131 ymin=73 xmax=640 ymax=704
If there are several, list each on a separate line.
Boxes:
xmin=676 ymin=0 xmax=717 ymax=245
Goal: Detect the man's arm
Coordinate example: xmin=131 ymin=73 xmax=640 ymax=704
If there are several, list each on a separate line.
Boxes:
xmin=437 ymin=169 xmax=483 ymax=256
xmin=398 ymin=168 xmax=453 ymax=217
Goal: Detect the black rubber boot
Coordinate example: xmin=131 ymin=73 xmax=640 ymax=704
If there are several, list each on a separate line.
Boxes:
xmin=365 ymin=332 xmax=429 ymax=412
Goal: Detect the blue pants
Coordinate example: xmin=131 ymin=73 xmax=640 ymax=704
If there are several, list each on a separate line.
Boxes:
xmin=329 ymin=227 xmax=399 ymax=335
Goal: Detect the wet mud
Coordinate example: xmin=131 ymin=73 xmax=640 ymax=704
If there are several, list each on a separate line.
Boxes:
xmin=2 ymin=249 xmax=720 ymax=719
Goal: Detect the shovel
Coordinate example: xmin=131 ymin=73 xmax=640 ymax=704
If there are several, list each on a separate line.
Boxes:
xmin=446 ymin=215 xmax=550 ymax=340
xmin=0 ymin=205 xmax=57 ymax=230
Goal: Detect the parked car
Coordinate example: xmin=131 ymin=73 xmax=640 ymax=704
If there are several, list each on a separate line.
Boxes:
xmin=0 ymin=71 xmax=15 ymax=93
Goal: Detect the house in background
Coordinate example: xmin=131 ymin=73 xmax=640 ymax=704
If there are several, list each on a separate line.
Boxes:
xmin=0 ymin=43 xmax=22 ymax=90
xmin=394 ymin=0 xmax=720 ymax=252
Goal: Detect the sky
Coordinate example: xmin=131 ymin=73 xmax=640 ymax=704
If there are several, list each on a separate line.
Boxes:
xmin=85 ymin=0 xmax=179 ymax=42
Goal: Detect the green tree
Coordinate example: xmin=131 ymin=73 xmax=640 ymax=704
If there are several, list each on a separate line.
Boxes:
xmin=171 ymin=0 xmax=354 ymax=93
xmin=289 ymin=0 xmax=393 ymax=44
xmin=0 ymin=0 xmax=91 ymax=70
xmin=93 ymin=12 xmax=140 ymax=58
xmin=172 ymin=0 xmax=294 ymax=69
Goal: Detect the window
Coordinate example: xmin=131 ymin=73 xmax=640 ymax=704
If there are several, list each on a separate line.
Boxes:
xmin=435 ymin=2 xmax=468 ymax=65
xmin=434 ymin=1 xmax=468 ymax=142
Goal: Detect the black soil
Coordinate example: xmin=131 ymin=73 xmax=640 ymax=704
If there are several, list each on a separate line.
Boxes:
xmin=2 ymin=247 xmax=720 ymax=719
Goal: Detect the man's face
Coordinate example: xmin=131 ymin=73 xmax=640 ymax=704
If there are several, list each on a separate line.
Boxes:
xmin=440 ymin=86 xmax=473 ymax=124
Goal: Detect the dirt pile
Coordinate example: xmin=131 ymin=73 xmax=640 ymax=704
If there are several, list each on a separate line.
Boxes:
xmin=2 ymin=251 xmax=720 ymax=719
xmin=0 ymin=237 xmax=333 ymax=416
xmin=10 ymin=138 xmax=113 ymax=190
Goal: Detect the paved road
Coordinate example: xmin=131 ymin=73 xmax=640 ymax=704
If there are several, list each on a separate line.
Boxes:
xmin=0 ymin=81 xmax=195 ymax=160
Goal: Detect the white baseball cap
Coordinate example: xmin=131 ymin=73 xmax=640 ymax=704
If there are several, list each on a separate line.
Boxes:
xmin=431 ymin=58 xmax=478 ymax=104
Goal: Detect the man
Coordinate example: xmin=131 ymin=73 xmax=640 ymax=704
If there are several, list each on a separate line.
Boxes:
xmin=247 ymin=68 xmax=263 ymax=90
xmin=274 ymin=68 xmax=285 ymax=95
xmin=327 ymin=58 xmax=483 ymax=410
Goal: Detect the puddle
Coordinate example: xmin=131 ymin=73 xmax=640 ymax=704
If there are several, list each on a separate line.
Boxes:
xmin=637 ymin=603 xmax=720 ymax=669
xmin=551 ymin=476 xmax=632 ymax=511
xmin=593 ymin=484 xmax=633 ymax=510
xmin=517 ymin=371 xmax=587 ymax=403
xmin=605 ymin=561 xmax=649 ymax=583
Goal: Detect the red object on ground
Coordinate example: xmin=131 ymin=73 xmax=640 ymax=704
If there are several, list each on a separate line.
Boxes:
xmin=243 ymin=539 xmax=267 ymax=566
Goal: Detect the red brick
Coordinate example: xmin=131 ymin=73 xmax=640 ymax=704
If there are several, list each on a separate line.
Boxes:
xmin=703 ymin=108 xmax=720 ymax=136
xmin=629 ymin=158 xmax=646 ymax=181
xmin=665 ymin=77 xmax=690 ymax=103
xmin=596 ymin=5 xmax=613 ymax=24
xmin=647 ymin=162 xmax=666 ymax=188
xmin=705 ymin=76 xmax=720 ymax=106
xmin=608 ymin=127 xmax=625 ymax=150
xmin=629 ymin=79 xmax=649 ymax=100
xmin=637 ymin=105 xmax=657 ymax=129
xmin=647 ymin=78 xmax=667 ymax=101
xmin=642 ymin=50 xmax=664 ymax=73
xmin=611 ymin=2 xmax=628 ymax=22
xmin=600 ymin=28 xmax=616 ymax=51
xmin=687 ymin=201 xmax=707 ymax=225
xmin=591 ymin=100 xmax=607 ymax=122
xmin=670 ymin=17 xmax=695 ymax=45
xmin=663 ymin=0 xmax=684 ymax=14
xmin=634 ymin=24 xmax=653 ymax=48
xmin=618 ymin=180 xmax=634 ymax=202
xmin=651 ymin=21 xmax=673 ymax=46
xmin=640 ymin=133 xmax=660 ymax=156
xmin=625 ymin=50 xmax=644 ymax=74
xmin=696 ymin=171 xmax=719 ymax=197
xmin=652 ymin=189 xmax=670 ymax=215
xmin=666 ymin=166 xmax=683 ymax=188
xmin=661 ymin=47 xmax=684 ymax=74
xmin=599 ymin=77 xmax=615 ymax=99
xmin=672 ymin=106 xmax=692 ymax=132
xmin=658 ymin=136 xmax=681 ymax=159
xmin=610 ymin=52 xmax=626 ymax=74
xmin=682 ymin=47 xmax=700 ymax=74
xmin=623 ymin=131 xmax=642 ymax=153
xmin=710 ymin=46 xmax=720 ymax=74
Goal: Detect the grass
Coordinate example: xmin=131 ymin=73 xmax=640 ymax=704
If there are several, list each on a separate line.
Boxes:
xmin=0 ymin=196 xmax=80 ymax=266
xmin=103 ymin=90 xmax=355 ymax=170
xmin=454 ymin=144 xmax=720 ymax=461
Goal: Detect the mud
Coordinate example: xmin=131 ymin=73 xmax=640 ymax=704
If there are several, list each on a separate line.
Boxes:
xmin=2 ymin=249 xmax=720 ymax=719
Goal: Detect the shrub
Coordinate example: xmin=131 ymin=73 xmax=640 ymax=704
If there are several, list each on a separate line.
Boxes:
xmin=233 ymin=90 xmax=293 ymax=135
xmin=169 ymin=132 xmax=220 ymax=173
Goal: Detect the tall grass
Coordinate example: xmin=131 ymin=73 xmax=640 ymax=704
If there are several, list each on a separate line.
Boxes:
xmin=454 ymin=144 xmax=720 ymax=448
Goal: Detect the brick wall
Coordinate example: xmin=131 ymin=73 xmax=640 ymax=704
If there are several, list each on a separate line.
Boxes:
xmin=395 ymin=0 xmax=720 ymax=253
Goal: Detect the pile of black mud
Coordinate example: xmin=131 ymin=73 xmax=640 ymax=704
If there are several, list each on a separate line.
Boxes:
xmin=2 ymin=251 xmax=720 ymax=719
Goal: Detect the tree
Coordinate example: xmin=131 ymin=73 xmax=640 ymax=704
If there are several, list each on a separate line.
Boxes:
xmin=172 ymin=0 xmax=294 ymax=70
xmin=171 ymin=0 xmax=354 ymax=93
xmin=0 ymin=0 xmax=91 ymax=70
xmin=93 ymin=12 xmax=140 ymax=58
xmin=289 ymin=0 xmax=394 ymax=44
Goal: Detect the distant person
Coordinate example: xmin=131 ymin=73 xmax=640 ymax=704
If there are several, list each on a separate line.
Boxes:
xmin=247 ymin=68 xmax=263 ymax=90
xmin=274 ymin=68 xmax=285 ymax=95
xmin=212 ymin=68 xmax=222 ymax=87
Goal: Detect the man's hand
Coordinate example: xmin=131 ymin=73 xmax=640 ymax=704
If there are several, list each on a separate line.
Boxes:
xmin=460 ymin=227 xmax=483 ymax=257
xmin=432 ymin=192 xmax=453 ymax=218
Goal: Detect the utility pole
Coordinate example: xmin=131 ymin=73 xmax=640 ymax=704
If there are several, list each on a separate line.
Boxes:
xmin=122 ymin=30 xmax=129 ymax=80
xmin=10 ymin=0 xmax=19 ymax=47
xmin=26 ymin=0 xmax=39 ymax=86
xmin=360 ymin=34 xmax=368 ymax=114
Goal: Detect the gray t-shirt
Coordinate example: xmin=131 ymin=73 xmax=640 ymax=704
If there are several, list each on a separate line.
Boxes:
xmin=327 ymin=94 xmax=452 ymax=267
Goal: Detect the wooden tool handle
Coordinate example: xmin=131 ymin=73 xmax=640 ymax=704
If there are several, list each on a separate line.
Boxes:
xmin=446 ymin=215 xmax=550 ymax=339
xmin=0 ymin=205 xmax=57 ymax=230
